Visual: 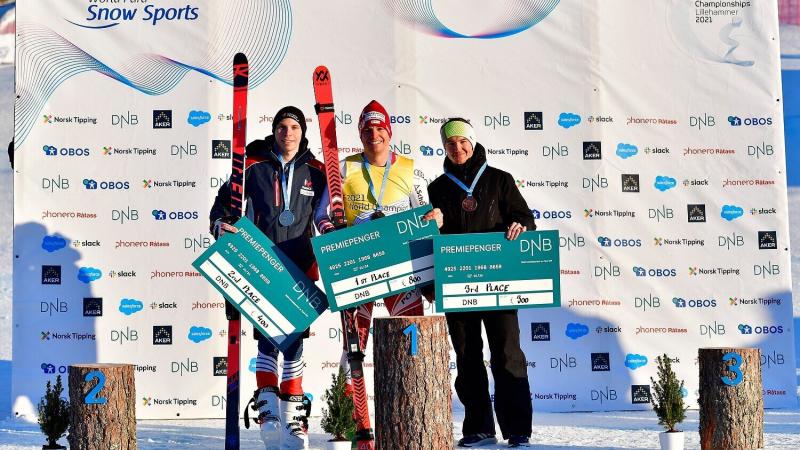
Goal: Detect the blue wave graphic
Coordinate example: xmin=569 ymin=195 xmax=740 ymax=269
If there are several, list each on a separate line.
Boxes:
xmin=16 ymin=0 xmax=292 ymax=144
xmin=384 ymin=0 xmax=560 ymax=39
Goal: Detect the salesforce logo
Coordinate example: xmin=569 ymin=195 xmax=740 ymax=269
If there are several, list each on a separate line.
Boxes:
xmin=625 ymin=354 xmax=648 ymax=370
xmin=78 ymin=267 xmax=102 ymax=283
xmin=654 ymin=176 xmax=676 ymax=192
xmin=558 ymin=112 xmax=581 ymax=129
xmin=188 ymin=326 xmax=213 ymax=343
xmin=721 ymin=205 xmax=744 ymax=221
xmin=248 ymin=357 xmax=258 ymax=373
xmin=119 ymin=298 xmax=144 ymax=315
xmin=565 ymin=323 xmax=589 ymax=340
xmin=187 ymin=110 xmax=211 ymax=127
xmin=616 ymin=143 xmax=638 ymax=159
xmin=68 ymin=5 xmax=200 ymax=29
xmin=42 ymin=235 xmax=67 ymax=253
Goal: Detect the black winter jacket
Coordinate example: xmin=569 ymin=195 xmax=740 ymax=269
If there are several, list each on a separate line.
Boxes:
xmin=427 ymin=143 xmax=535 ymax=235
xmin=209 ymin=135 xmax=327 ymax=273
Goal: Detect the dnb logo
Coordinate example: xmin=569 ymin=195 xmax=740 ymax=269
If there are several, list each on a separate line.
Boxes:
xmin=213 ymin=357 xmax=227 ymax=376
xmin=42 ymin=265 xmax=62 ymax=285
xmin=212 ymin=140 xmax=231 ymax=159
xmin=591 ymin=353 xmax=610 ymax=371
xmin=153 ymin=325 xmax=173 ymax=345
xmin=384 ymin=1 xmax=561 ymax=39
xmin=531 ymin=322 xmax=550 ymax=341
xmin=153 ymin=110 xmax=172 ymax=129
xmin=631 ymin=385 xmax=651 ymax=404
xmin=524 ymin=112 xmax=543 ymax=130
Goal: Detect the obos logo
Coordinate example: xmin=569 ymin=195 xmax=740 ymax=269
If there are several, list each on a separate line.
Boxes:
xmin=557 ymin=112 xmax=581 ymax=129
xmin=531 ymin=209 xmax=571 ymax=220
xmin=152 ymin=210 xmax=199 ymax=221
xmin=390 ymin=115 xmax=411 ymax=124
xmin=419 ymin=145 xmax=444 ymax=157
xmin=738 ymin=324 xmax=783 ymax=335
xmin=672 ymin=297 xmax=716 ymax=308
xmin=591 ymin=352 xmax=610 ymax=371
xmin=531 ymin=322 xmax=550 ymax=341
xmin=565 ymin=323 xmax=589 ymax=340
xmin=83 ymin=179 xmax=129 ymax=190
xmin=624 ymin=354 xmax=648 ymax=370
xmin=43 ymin=144 xmax=90 ymax=157
xmin=632 ymin=266 xmax=676 ymax=277
xmin=597 ymin=236 xmax=641 ymax=247
xmin=728 ymin=116 xmax=772 ymax=126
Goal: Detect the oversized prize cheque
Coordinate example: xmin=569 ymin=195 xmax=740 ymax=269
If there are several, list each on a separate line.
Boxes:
xmin=434 ymin=230 xmax=561 ymax=312
xmin=192 ymin=217 xmax=328 ymax=352
xmin=312 ymin=206 xmax=439 ymax=311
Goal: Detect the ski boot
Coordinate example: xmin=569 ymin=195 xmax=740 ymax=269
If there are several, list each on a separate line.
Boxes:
xmin=244 ymin=386 xmax=281 ymax=450
xmin=280 ymin=393 xmax=310 ymax=449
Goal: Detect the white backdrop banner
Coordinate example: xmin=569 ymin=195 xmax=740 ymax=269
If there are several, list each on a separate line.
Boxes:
xmin=12 ymin=0 xmax=797 ymax=419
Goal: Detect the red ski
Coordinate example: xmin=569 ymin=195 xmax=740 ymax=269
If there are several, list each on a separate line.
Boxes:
xmin=313 ymin=65 xmax=374 ymax=450
xmin=225 ymin=52 xmax=248 ymax=450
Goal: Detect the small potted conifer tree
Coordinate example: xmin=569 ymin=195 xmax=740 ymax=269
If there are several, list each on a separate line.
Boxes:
xmin=650 ymin=354 xmax=687 ymax=450
xmin=321 ymin=367 xmax=356 ymax=450
xmin=37 ymin=375 xmax=70 ymax=450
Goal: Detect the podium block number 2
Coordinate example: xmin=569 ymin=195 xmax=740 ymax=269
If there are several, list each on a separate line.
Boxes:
xmin=84 ymin=370 xmax=108 ymax=405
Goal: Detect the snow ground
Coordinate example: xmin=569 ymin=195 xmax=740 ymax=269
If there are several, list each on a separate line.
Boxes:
xmin=0 ymin=59 xmax=797 ymax=448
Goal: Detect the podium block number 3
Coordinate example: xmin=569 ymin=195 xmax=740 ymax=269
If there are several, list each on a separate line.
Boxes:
xmin=721 ymin=352 xmax=743 ymax=386
xmin=84 ymin=370 xmax=108 ymax=405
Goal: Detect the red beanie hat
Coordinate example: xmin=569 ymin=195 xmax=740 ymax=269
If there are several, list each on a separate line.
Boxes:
xmin=358 ymin=100 xmax=392 ymax=138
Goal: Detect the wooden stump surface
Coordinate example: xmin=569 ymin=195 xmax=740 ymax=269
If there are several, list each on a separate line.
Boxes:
xmin=373 ymin=316 xmax=453 ymax=450
xmin=67 ymin=363 xmax=137 ymax=450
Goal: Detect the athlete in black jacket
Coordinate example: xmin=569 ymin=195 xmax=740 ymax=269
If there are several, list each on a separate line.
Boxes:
xmin=209 ymin=106 xmax=326 ymax=450
xmin=427 ymin=118 xmax=535 ymax=448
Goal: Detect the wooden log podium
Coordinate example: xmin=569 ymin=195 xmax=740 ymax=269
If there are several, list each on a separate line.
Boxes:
xmin=698 ymin=348 xmax=763 ymax=450
xmin=67 ymin=364 xmax=137 ymax=450
xmin=373 ymin=316 xmax=453 ymax=450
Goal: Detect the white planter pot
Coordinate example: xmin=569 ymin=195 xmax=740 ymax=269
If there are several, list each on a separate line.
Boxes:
xmin=326 ymin=440 xmax=351 ymax=450
xmin=659 ymin=431 xmax=684 ymax=450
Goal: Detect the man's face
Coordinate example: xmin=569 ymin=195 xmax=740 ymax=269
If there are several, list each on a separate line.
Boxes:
xmin=360 ymin=124 xmax=391 ymax=155
xmin=445 ymin=135 xmax=474 ymax=165
xmin=275 ymin=118 xmax=302 ymax=154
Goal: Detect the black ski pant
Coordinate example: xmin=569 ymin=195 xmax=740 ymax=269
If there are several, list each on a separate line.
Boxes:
xmin=446 ymin=309 xmax=532 ymax=439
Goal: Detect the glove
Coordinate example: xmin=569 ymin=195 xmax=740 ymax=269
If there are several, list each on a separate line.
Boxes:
xmin=212 ymin=215 xmax=239 ymax=239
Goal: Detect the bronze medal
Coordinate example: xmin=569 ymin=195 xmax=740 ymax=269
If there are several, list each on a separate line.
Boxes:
xmin=462 ymin=196 xmax=478 ymax=212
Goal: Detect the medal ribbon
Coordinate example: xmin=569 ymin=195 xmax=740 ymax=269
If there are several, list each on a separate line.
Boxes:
xmin=277 ymin=152 xmax=295 ymax=215
xmin=444 ymin=161 xmax=488 ymax=199
xmin=362 ymin=154 xmax=393 ymax=213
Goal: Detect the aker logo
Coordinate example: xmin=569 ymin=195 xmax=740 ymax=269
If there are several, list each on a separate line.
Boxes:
xmin=153 ymin=110 xmax=172 ymax=129
xmin=727 ymin=116 xmax=772 ymax=126
xmin=631 ymin=385 xmax=651 ymax=404
xmin=42 ymin=145 xmax=90 ymax=157
xmin=738 ymin=324 xmax=783 ymax=335
xmin=582 ymin=141 xmax=601 ymax=160
xmin=188 ymin=326 xmax=213 ymax=343
xmin=557 ymin=112 xmax=581 ymax=129
xmin=83 ymin=297 xmax=103 ymax=317
xmin=152 ymin=210 xmax=199 ymax=221
xmin=624 ymin=354 xmax=648 ymax=370
xmin=213 ymin=357 xmax=227 ymax=376
xmin=211 ymin=140 xmax=231 ymax=159
xmin=654 ymin=176 xmax=676 ymax=192
xmin=758 ymin=231 xmax=777 ymax=250
xmin=77 ymin=267 xmax=102 ymax=283
xmin=42 ymin=235 xmax=67 ymax=253
xmin=42 ymin=265 xmax=62 ymax=285
xmin=523 ymin=112 xmax=543 ymax=130
xmin=591 ymin=352 xmax=610 ymax=371
xmin=153 ymin=325 xmax=173 ymax=345
xmin=721 ymin=205 xmax=744 ymax=221
xmin=616 ymin=143 xmax=637 ymax=159
xmin=621 ymin=174 xmax=639 ymax=192
xmin=531 ymin=322 xmax=551 ymax=341
xmin=565 ymin=322 xmax=589 ymax=340
xmin=187 ymin=110 xmax=211 ymax=127
xmin=687 ymin=204 xmax=706 ymax=223
xmin=82 ymin=179 xmax=130 ymax=190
